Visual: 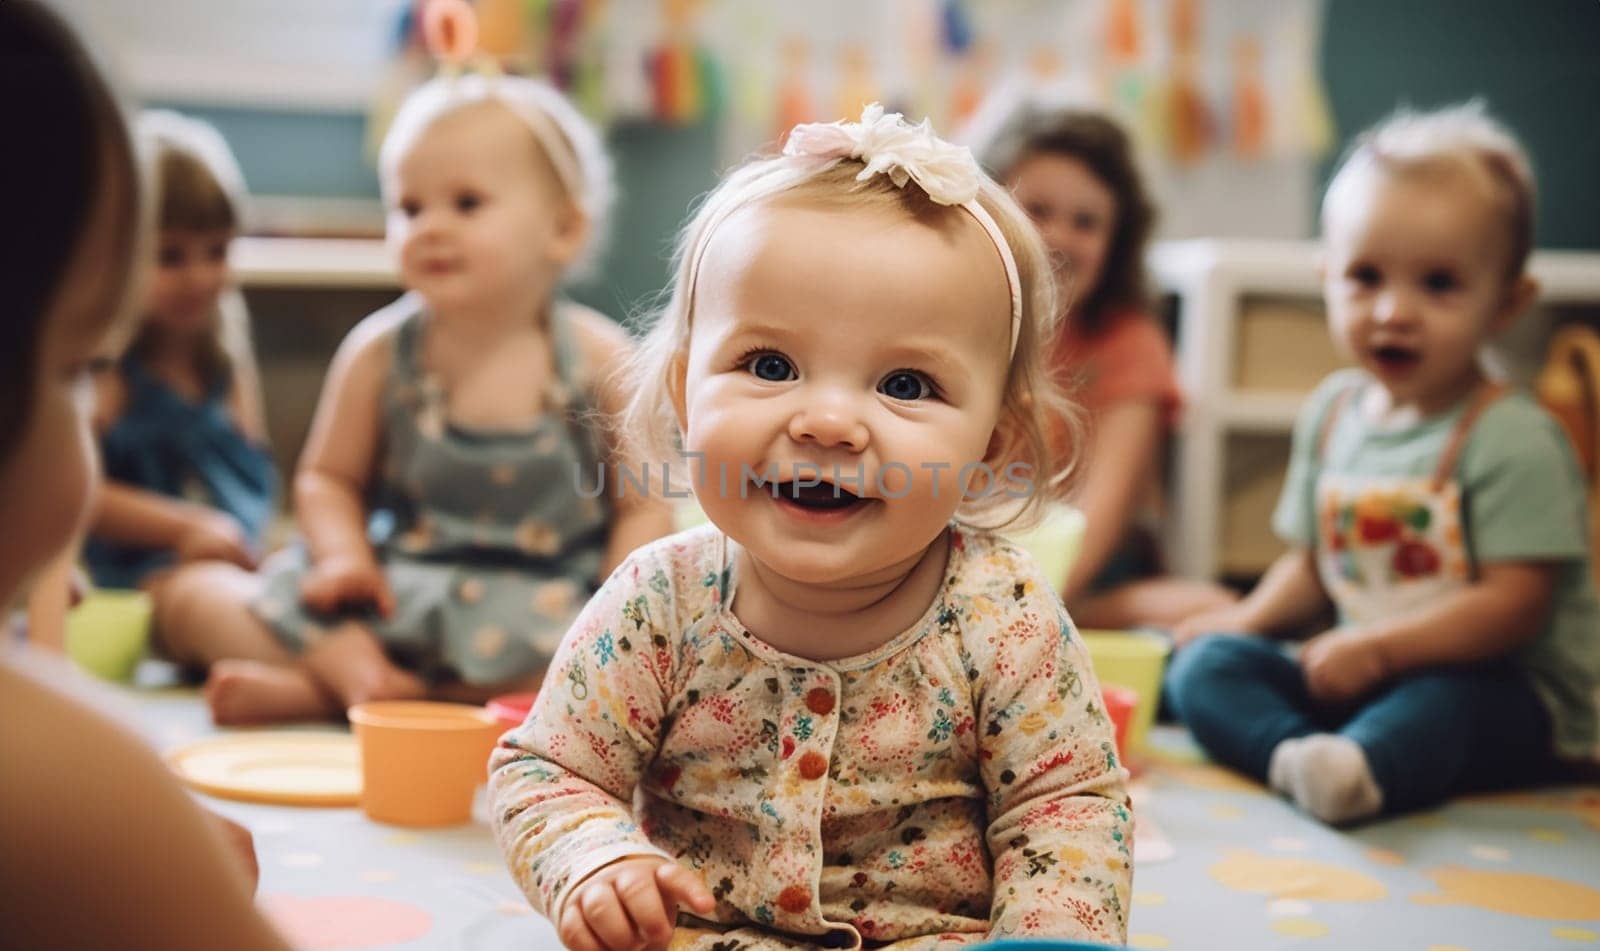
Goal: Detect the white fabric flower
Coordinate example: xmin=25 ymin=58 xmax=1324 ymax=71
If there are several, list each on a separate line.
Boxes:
xmin=783 ymin=103 xmax=984 ymax=206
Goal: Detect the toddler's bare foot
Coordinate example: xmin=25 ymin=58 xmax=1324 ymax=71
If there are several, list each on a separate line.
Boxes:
xmin=303 ymin=627 xmax=427 ymax=709
xmin=204 ymin=660 xmax=339 ymax=725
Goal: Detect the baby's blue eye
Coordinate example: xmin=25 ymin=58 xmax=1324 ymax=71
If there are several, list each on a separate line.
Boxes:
xmin=880 ymin=371 xmax=932 ymax=401
xmin=748 ymin=353 xmax=794 ymax=381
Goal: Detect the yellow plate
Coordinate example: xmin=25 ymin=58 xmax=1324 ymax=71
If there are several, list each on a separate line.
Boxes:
xmin=167 ymin=733 xmax=361 ymax=807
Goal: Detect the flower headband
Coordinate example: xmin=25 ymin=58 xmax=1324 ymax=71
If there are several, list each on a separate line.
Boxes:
xmin=686 ymin=104 xmax=1023 ymax=359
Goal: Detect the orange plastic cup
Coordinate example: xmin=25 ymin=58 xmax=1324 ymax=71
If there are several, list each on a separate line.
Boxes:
xmin=348 ymin=701 xmax=503 ymax=827
xmin=1100 ymin=684 xmax=1138 ymax=764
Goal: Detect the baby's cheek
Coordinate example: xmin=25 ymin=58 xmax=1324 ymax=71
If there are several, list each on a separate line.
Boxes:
xmin=0 ymin=389 xmax=97 ymax=597
xmin=57 ymin=395 xmax=99 ymax=544
xmin=683 ymin=407 xmax=758 ymax=465
xmin=897 ymin=443 xmax=988 ymax=502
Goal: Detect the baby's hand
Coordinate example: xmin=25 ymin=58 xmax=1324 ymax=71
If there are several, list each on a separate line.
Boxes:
xmin=1301 ymin=628 xmax=1388 ymax=703
xmin=175 ymin=511 xmax=257 ymax=569
xmin=560 ymin=856 xmax=715 ymax=951
xmin=300 ymin=554 xmax=395 ymax=618
xmin=1172 ymin=602 xmax=1260 ymax=647
xmin=206 ymin=810 xmax=260 ymax=894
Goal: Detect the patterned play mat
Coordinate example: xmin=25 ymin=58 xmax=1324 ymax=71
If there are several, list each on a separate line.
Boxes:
xmin=114 ymin=673 xmax=1600 ymax=950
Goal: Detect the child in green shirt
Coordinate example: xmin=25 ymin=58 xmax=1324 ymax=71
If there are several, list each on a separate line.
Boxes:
xmin=1167 ymin=103 xmax=1600 ymax=824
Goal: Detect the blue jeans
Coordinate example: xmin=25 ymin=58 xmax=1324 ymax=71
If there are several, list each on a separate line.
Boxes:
xmin=1164 ymin=634 xmax=1558 ymax=815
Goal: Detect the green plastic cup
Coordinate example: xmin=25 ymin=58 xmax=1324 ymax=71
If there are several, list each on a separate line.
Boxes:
xmin=65 ymin=589 xmax=152 ymax=682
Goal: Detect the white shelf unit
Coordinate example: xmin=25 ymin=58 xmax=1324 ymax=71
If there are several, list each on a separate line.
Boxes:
xmin=232 ymin=236 xmax=397 ymax=290
xmin=1149 ymin=238 xmax=1600 ymax=581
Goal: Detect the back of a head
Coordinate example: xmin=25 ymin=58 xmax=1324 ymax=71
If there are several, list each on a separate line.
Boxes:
xmin=378 ymin=74 xmax=615 ymax=277
xmin=1323 ymin=101 xmax=1536 ymax=278
xmin=0 ymin=0 xmax=140 ymax=464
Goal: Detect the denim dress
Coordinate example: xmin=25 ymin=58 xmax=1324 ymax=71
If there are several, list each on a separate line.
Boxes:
xmin=253 ymin=298 xmax=613 ymax=685
xmin=86 ymin=356 xmax=276 ymax=589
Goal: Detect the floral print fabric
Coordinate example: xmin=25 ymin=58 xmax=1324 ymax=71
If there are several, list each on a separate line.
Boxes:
xmin=251 ymin=298 xmax=612 ymax=685
xmin=1315 ymin=474 xmax=1470 ymax=628
xmin=491 ymin=524 xmax=1131 ymax=949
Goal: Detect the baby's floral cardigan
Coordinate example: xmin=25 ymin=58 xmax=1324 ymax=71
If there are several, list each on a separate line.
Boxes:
xmin=490 ymin=524 xmax=1132 ymax=949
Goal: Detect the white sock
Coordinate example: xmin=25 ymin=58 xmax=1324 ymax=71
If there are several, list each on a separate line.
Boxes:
xmin=1267 ymin=734 xmax=1384 ymax=825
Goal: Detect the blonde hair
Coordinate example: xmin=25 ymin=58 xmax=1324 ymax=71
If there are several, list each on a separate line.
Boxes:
xmin=379 ymin=75 xmax=614 ymax=278
xmin=133 ymin=111 xmax=251 ymax=391
xmin=1323 ymin=101 xmax=1536 ymax=278
xmin=620 ymin=153 xmax=1083 ymax=532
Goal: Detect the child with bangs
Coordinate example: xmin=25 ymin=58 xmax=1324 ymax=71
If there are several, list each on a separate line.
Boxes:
xmin=85 ymin=111 xmax=275 ymax=591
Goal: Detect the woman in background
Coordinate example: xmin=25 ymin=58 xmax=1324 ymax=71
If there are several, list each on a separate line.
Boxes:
xmin=978 ymin=107 xmax=1237 ymax=629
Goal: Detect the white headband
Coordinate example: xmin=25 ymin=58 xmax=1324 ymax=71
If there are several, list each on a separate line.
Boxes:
xmin=687 ymin=104 xmax=1024 ymax=359
xmin=392 ymin=74 xmax=585 ymax=203
xmin=137 ymin=109 xmax=250 ymax=225
xmin=473 ymin=79 xmax=586 ymax=204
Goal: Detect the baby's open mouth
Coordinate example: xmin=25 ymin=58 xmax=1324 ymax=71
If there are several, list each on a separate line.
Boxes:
xmin=419 ymin=258 xmax=461 ymax=274
xmin=771 ymin=480 xmax=865 ymax=511
xmin=1372 ymin=344 xmax=1421 ymax=371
